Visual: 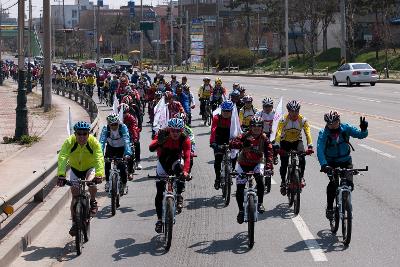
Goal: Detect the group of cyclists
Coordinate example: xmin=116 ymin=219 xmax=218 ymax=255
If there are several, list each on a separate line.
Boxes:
xmin=55 ymin=71 xmax=369 ymax=242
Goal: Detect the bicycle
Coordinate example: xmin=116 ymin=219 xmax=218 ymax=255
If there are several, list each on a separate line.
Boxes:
xmin=203 ymin=99 xmax=212 ymax=126
xmin=232 ymin=171 xmax=258 ymax=248
xmin=105 ymin=157 xmax=128 ymax=216
xmin=148 ymin=174 xmax=180 ymax=250
xmin=282 ymin=150 xmax=308 ymax=215
xmin=264 ymin=168 xmax=273 ymax=194
xmin=218 ymin=144 xmax=232 ymax=206
xmin=64 ymin=179 xmax=93 ymax=256
xmin=323 ymin=166 xmax=368 ymax=246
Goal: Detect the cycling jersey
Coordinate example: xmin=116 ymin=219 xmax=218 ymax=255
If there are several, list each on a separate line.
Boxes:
xmin=57 ymin=135 xmax=105 ymax=177
xmin=239 ymin=106 xmax=258 ymax=128
xmin=256 ymin=110 xmax=275 ymax=136
xmin=275 ymin=114 xmax=312 ymax=145
xmin=99 ymin=124 xmax=132 ymax=156
xmin=85 ymin=76 xmax=96 ymax=86
xmin=198 ymin=84 xmax=213 ymax=99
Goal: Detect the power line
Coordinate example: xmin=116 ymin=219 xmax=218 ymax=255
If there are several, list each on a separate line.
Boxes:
xmin=2 ymin=1 xmax=18 ymax=11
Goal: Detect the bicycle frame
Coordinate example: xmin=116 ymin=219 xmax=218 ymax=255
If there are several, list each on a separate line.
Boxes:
xmin=161 ymin=175 xmax=177 ymax=225
xmin=105 ymin=158 xmax=126 ymax=195
xmin=241 ymin=173 xmax=258 ymax=223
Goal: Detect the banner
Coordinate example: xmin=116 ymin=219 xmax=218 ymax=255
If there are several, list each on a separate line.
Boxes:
xmin=190 ymin=49 xmax=205 ymax=56
xmin=153 ymin=96 xmax=169 ymax=132
xmin=191 ymin=42 xmax=204 ymax=49
xmin=190 ymin=35 xmax=204 ymax=42
xmin=270 ymin=97 xmax=283 ymax=142
xmin=67 ymin=107 xmax=72 ymax=136
xmin=113 ymin=93 xmax=119 ymax=115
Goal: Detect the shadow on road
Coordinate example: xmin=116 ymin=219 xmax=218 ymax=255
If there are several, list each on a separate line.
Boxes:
xmin=188 ymin=232 xmax=250 ymax=255
xmin=258 ymin=203 xmax=296 ymax=221
xmin=133 ymin=175 xmax=155 ymax=183
xmin=140 ymin=155 xmax=158 ymax=162
xmin=112 ymin=236 xmax=165 ymax=260
xmin=96 ymin=204 xmax=113 ymax=219
xmin=137 ymin=209 xmax=156 ymax=217
xmin=196 ymin=131 xmax=211 ymax=136
xmin=185 ymin=196 xmax=226 ymax=210
xmin=21 ymin=240 xmax=78 ymax=263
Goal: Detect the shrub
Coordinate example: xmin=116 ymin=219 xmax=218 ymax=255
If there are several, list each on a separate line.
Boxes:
xmin=211 ymin=48 xmax=256 ymax=69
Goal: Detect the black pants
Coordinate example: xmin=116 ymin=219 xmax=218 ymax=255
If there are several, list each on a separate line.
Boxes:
xmin=279 ymin=141 xmax=305 ymax=182
xmin=134 ymin=141 xmax=141 ymax=162
xmin=187 ymin=113 xmax=192 ymax=126
xmin=199 ymin=99 xmax=207 ymax=115
xmin=105 ymin=146 xmax=127 ymax=184
xmin=214 ymin=151 xmax=236 ymax=181
xmin=235 ymin=165 xmax=265 ymax=211
xmin=326 ymin=160 xmax=353 ymax=209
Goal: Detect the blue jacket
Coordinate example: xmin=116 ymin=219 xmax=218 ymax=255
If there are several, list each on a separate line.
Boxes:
xmin=317 ymin=123 xmax=368 ymax=166
xmin=177 ymin=91 xmax=191 ymax=114
xmin=99 ymin=123 xmax=132 ymax=156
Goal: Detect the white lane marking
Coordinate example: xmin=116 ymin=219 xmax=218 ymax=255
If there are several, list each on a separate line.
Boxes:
xmin=271 ymin=178 xmax=277 ymax=185
xmin=291 ymin=215 xmax=328 ymax=262
xmin=310 ymin=125 xmax=322 ymax=131
xmin=358 ymin=97 xmax=381 ymax=103
xmin=358 ymin=144 xmax=396 ymax=159
xmin=312 ymin=92 xmax=334 ymax=96
xmin=272 ymin=87 xmax=288 ymax=91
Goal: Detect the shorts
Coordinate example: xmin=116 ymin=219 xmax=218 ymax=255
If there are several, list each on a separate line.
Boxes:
xmin=156 ymin=159 xmax=183 ymax=177
xmin=235 ymin=163 xmax=264 ymax=185
xmin=70 ymin=168 xmax=95 ymax=187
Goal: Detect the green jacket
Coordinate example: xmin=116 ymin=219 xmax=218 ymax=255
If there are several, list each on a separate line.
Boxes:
xmin=58 ymin=134 xmax=105 ymax=177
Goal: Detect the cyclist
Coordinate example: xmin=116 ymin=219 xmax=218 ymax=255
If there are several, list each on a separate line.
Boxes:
xmin=239 ymin=95 xmax=257 ymax=132
xmin=230 ymin=116 xmax=273 ymax=221
xmin=236 ymin=86 xmax=246 ymax=111
xmin=229 ymin=90 xmax=241 ymax=114
xmin=317 ymin=111 xmax=368 ymax=220
xmin=274 ymin=100 xmax=314 ymax=195
xmin=149 ymin=118 xmax=191 ymax=233
xmin=57 ymin=121 xmax=104 ymax=236
xmin=211 ymin=77 xmax=227 ymax=111
xmin=175 ymin=84 xmax=195 ymax=126
xmin=85 ymin=73 xmax=96 ymax=96
xmin=175 ymin=112 xmax=196 ymax=173
xmin=210 ymin=100 xmax=235 ymax=190
xmin=167 ymin=74 xmax=180 ymax=93
xmin=165 ymin=91 xmax=185 ymax=119
xmin=99 ymin=113 xmax=133 ymax=195
xmin=198 ymin=77 xmax=213 ymax=117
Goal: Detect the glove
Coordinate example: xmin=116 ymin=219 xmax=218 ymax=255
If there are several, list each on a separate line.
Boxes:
xmin=210 ymin=142 xmax=218 ymax=150
xmin=360 ymin=116 xmax=368 ymax=132
xmin=306 ymin=145 xmax=314 ymax=155
xmin=243 ymin=138 xmax=252 ymax=148
xmin=320 ymin=165 xmax=332 ymax=173
xmin=182 ymin=172 xmax=191 ymax=181
xmin=57 ymin=176 xmax=67 ymax=187
xmin=157 ymin=130 xmax=169 ymax=145
xmin=93 ymin=176 xmax=103 ymax=184
xmin=265 ymin=169 xmax=274 ymax=176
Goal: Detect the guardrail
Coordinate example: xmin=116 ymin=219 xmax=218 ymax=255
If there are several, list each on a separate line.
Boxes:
xmin=304 ymin=67 xmax=329 ymax=76
xmin=0 ymin=85 xmax=99 ymax=224
xmin=379 ymin=68 xmax=400 ymax=79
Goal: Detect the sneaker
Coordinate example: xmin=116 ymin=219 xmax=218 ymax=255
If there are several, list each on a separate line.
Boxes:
xmin=326 ymin=208 xmax=334 ymax=220
xmin=301 ymin=177 xmax=306 ymax=187
xmin=214 ymin=179 xmax=220 ymax=190
xmin=155 ymin=220 xmax=163 ymax=233
xmin=104 ymin=181 xmax=110 ymax=192
xmin=177 ymin=195 xmax=183 ymax=214
xmin=258 ymin=203 xmax=266 ymax=214
xmin=280 ymin=182 xmax=287 ymax=196
xmin=90 ymin=200 xmax=98 ymax=216
xmin=135 ymin=163 xmax=142 ymax=170
xmin=273 ymin=156 xmax=279 ymax=165
xmin=237 ymin=211 xmax=244 ymax=224
xmin=128 ymin=174 xmax=134 ymax=181
xmin=120 ymin=183 xmax=126 ymax=196
xmin=69 ymin=224 xmax=77 ymax=236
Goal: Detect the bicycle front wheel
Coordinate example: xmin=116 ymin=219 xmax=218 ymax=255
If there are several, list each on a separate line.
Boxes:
xmin=164 ymin=197 xmax=174 ymax=250
xmin=342 ymin=193 xmax=352 ymax=246
xmin=223 ymin=161 xmax=231 ymax=207
xmin=247 ymin=194 xmax=256 ymax=248
xmin=293 ymin=170 xmax=301 ymax=215
xmin=330 ymin=201 xmax=340 ymax=234
xmin=111 ymin=174 xmax=118 ymax=216
xmin=75 ymin=202 xmax=84 ymax=256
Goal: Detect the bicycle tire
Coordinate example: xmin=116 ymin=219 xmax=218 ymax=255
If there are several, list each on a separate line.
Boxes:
xmin=164 ymin=197 xmax=174 ymax=250
xmin=111 ymin=173 xmax=118 ymax=216
xmin=224 ymin=160 xmax=231 ymax=206
xmin=83 ymin=197 xmax=90 ymax=243
xmin=75 ymin=202 xmax=84 ymax=256
xmin=247 ymin=194 xmax=255 ymax=248
xmin=330 ymin=201 xmax=340 ymax=234
xmin=293 ymin=170 xmax=301 ymax=215
xmin=265 ymin=175 xmax=271 ymax=194
xmin=342 ymin=193 xmax=352 ymax=246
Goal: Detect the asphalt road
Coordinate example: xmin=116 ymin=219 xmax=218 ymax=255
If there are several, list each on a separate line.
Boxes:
xmin=12 ymin=75 xmax=400 ymax=267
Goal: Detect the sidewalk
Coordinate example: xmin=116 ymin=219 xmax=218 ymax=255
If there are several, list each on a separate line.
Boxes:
xmin=0 ymin=80 xmax=54 ymax=163
xmin=0 ymin=84 xmax=90 ymax=208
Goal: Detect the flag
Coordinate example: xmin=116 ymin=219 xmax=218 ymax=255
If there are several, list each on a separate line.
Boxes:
xmin=113 ymin=93 xmax=119 ymax=114
xmin=230 ymin=104 xmax=242 ymax=139
xmin=153 ymin=96 xmax=169 ymax=132
xmin=270 ymin=97 xmax=283 ymax=142
xmin=67 ymin=107 xmax=72 ymax=136
xmin=118 ymin=104 xmax=124 ymax=122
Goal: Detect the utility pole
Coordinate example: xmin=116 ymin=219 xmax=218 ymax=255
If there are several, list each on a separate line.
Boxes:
xmin=179 ymin=1 xmax=183 ymax=68
xmin=285 ymin=0 xmax=289 ymax=75
xmin=185 ymin=10 xmax=189 ymax=71
xmin=216 ymin=0 xmax=220 ymax=54
xmin=0 ymin=5 xmax=3 ymax=86
xmin=15 ymin=0 xmax=29 ymax=138
xmin=96 ymin=3 xmax=100 ymax=61
xmin=140 ymin=0 xmax=144 ymax=68
xmin=170 ymin=0 xmax=174 ymax=71
xmin=156 ymin=16 xmax=160 ymax=71
xmin=43 ymin=0 xmax=52 ymax=112
xmin=63 ymin=0 xmax=66 ymax=59
xmin=27 ymin=0 xmax=33 ymax=93
xmin=340 ymin=0 xmax=347 ymax=61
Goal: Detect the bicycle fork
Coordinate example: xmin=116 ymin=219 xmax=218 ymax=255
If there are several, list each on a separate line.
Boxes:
xmin=337 ymin=188 xmax=353 ymax=220
xmin=162 ymin=193 xmax=176 ymax=225
xmin=243 ymin=189 xmax=258 ymax=222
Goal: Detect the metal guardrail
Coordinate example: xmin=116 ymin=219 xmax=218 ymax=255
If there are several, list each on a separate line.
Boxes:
xmin=304 ymin=67 xmax=329 ymax=76
xmin=0 ymin=85 xmax=100 ymax=224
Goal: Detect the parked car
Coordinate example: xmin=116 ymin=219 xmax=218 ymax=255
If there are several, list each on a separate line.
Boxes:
xmin=61 ymin=59 xmax=77 ymax=69
xmin=83 ymin=60 xmax=97 ymax=69
xmin=332 ymin=63 xmax=378 ymax=86
xmin=34 ymin=56 xmax=44 ymax=65
xmin=115 ymin=61 xmax=132 ymax=71
xmin=97 ymin=58 xmax=116 ymax=70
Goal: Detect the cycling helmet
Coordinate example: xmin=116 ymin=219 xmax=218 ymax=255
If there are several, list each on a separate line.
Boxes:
xmin=230 ymin=90 xmax=240 ymax=98
xmin=155 ymin=90 xmax=163 ymax=98
xmin=242 ymin=95 xmax=253 ymax=103
xmin=203 ymin=77 xmax=210 ymax=82
xmin=118 ymin=103 xmax=130 ymax=113
xmin=262 ymin=97 xmax=274 ymax=107
xmin=215 ymin=77 xmax=222 ymax=85
xmin=167 ymin=118 xmax=184 ymax=129
xmin=174 ymin=112 xmax=187 ymax=121
xmin=171 ymin=74 xmax=176 ymax=79
xmin=73 ymin=121 xmax=91 ymax=131
xmin=324 ymin=110 xmax=340 ymax=124
xmin=164 ymin=91 xmax=173 ymax=99
xmin=221 ymin=100 xmax=234 ymax=111
xmin=286 ymin=100 xmax=301 ymax=112
xmin=250 ymin=116 xmax=263 ymax=127
xmin=238 ymin=86 xmax=246 ymax=92
xmin=106 ymin=113 xmax=120 ymax=124
xmin=233 ymin=82 xmax=240 ymax=87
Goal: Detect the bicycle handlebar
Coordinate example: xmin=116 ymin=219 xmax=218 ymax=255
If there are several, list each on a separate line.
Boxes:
xmin=104 ymin=157 xmax=127 ymax=163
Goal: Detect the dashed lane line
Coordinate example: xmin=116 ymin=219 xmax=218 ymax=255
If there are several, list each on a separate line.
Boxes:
xmin=358 ymin=144 xmax=396 ymax=159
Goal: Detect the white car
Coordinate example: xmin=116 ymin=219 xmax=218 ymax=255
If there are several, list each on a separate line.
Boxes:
xmin=97 ymin=58 xmax=116 ymax=70
xmin=332 ymin=63 xmax=378 ymax=87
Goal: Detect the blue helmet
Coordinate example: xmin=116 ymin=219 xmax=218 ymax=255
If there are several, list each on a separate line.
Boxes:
xmin=221 ymin=100 xmax=234 ymax=111
xmin=73 ymin=121 xmax=91 ymax=131
xmin=167 ymin=118 xmax=184 ymax=129
xmin=230 ymin=90 xmax=240 ymax=97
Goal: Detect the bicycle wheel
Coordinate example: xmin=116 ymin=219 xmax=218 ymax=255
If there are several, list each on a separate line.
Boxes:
xmin=75 ymin=202 xmax=84 ymax=256
xmin=164 ymin=197 xmax=174 ymax=250
xmin=83 ymin=197 xmax=90 ymax=243
xmin=223 ymin=162 xmax=231 ymax=206
xmin=330 ymin=200 xmax=340 ymax=234
xmin=342 ymin=193 xmax=352 ymax=246
xmin=247 ymin=194 xmax=256 ymax=248
xmin=111 ymin=173 xmax=118 ymax=216
xmin=293 ymin=170 xmax=301 ymax=215
xmin=264 ymin=175 xmax=271 ymax=194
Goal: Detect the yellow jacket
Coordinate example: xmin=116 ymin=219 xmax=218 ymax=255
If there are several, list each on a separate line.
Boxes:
xmin=275 ymin=114 xmax=312 ymax=145
xmin=85 ymin=76 xmax=96 ymax=86
xmin=198 ymin=85 xmax=212 ymax=99
xmin=239 ymin=106 xmax=257 ymax=127
xmin=58 ymin=135 xmax=105 ymax=177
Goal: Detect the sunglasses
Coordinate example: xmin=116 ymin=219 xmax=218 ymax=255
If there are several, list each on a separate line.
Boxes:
xmin=76 ymin=132 xmax=89 ymax=136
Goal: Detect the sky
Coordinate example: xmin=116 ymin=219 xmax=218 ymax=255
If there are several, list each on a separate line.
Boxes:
xmin=3 ymin=0 xmax=158 ymax=19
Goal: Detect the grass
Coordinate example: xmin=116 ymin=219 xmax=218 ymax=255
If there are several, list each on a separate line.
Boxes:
xmin=2 ymin=135 xmax=41 ymax=146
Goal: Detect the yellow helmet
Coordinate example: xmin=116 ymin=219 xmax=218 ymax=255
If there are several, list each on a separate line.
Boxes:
xmin=215 ymin=77 xmax=222 ymax=85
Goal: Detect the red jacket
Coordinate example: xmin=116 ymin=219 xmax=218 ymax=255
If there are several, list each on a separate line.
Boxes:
xmin=123 ymin=113 xmax=140 ymax=142
xmin=149 ymin=132 xmax=191 ymax=173
xmin=167 ymin=101 xmax=185 ymax=118
xmin=210 ymin=114 xmax=231 ymax=145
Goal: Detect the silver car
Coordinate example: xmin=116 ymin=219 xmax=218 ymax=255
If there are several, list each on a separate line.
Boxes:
xmin=332 ymin=63 xmax=378 ymax=87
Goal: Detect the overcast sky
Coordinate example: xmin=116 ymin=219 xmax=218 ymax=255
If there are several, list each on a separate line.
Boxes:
xmin=3 ymin=0 xmax=157 ymax=19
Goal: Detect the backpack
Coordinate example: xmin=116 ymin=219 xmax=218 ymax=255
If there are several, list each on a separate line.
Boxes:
xmin=106 ymin=125 xmax=123 ymax=139
xmin=325 ymin=129 xmax=355 ymax=157
xmin=70 ymin=142 xmax=93 ymax=154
